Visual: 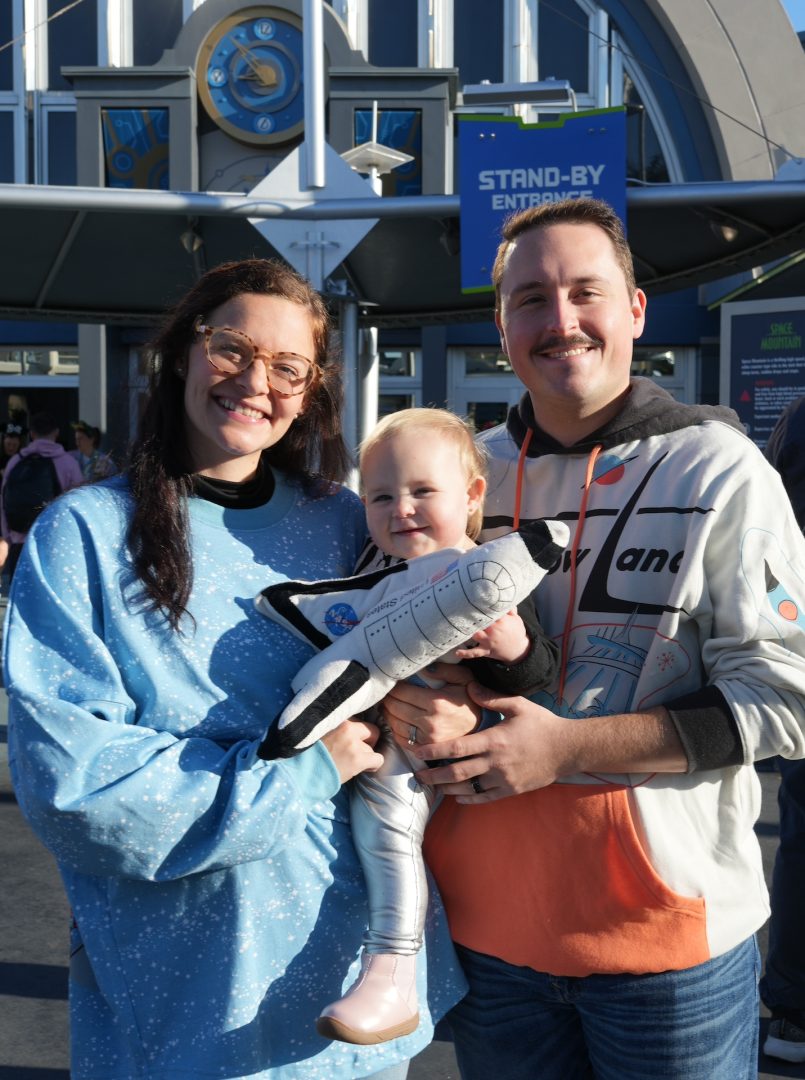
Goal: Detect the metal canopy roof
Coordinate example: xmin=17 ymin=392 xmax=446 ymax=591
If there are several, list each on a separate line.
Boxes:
xmin=706 ymin=249 xmax=805 ymax=308
xmin=4 ymin=179 xmax=805 ymax=328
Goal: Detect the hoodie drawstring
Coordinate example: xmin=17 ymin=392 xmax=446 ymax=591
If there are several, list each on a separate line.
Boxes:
xmin=513 ymin=432 xmax=602 ymax=707
xmin=512 ymin=428 xmax=532 ymax=530
xmin=557 ymin=443 xmax=602 ymax=706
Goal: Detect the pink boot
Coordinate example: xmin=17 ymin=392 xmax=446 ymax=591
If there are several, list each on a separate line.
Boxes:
xmin=316 ymin=952 xmax=419 ymax=1045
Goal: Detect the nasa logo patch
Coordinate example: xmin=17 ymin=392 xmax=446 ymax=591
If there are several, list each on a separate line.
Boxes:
xmin=324 ymin=603 xmax=360 ymax=636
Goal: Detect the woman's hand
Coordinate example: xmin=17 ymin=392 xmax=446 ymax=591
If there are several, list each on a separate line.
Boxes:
xmin=321 ymin=718 xmax=384 ymax=784
xmin=383 ymin=662 xmax=482 ymax=750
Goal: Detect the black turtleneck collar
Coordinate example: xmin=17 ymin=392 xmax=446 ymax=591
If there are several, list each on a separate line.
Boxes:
xmin=191 ymin=455 xmax=275 ymax=509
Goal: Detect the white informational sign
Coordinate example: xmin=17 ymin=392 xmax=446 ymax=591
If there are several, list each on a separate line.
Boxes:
xmin=248 ymin=142 xmax=380 ymax=287
xmin=720 ymin=296 xmax=805 ymax=447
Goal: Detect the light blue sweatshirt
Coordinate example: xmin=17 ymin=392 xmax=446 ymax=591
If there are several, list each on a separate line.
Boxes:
xmin=5 ymin=472 xmax=466 ymax=1079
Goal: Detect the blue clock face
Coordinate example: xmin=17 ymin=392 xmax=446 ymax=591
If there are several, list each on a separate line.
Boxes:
xmin=197 ymin=8 xmax=305 ymax=146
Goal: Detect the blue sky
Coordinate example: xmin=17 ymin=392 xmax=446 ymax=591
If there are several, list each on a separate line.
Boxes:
xmin=783 ymin=0 xmax=805 ymax=30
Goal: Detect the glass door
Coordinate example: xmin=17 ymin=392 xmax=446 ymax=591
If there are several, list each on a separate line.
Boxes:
xmin=448 ymin=347 xmax=523 ymax=431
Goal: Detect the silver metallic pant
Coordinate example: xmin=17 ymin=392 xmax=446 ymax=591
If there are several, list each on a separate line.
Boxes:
xmin=350 ymin=727 xmax=439 ymax=955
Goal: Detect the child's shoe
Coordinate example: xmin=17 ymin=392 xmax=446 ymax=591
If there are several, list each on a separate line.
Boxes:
xmin=316 ymin=952 xmax=419 ymax=1045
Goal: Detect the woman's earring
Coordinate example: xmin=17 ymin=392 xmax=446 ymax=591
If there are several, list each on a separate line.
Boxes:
xmin=176 ymin=365 xmax=186 ymax=379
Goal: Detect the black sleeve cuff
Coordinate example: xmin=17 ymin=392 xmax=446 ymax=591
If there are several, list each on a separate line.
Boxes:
xmin=463 ymin=596 xmax=559 ymax=697
xmin=665 ymin=685 xmax=745 ymax=772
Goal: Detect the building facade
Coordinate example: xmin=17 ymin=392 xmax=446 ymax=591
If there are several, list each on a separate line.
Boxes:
xmin=2 ymin=0 xmax=805 ymax=453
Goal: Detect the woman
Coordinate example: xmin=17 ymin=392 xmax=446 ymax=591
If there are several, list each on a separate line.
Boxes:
xmin=0 ymin=418 xmax=25 ymax=476
xmin=70 ymin=419 xmax=117 ymax=481
xmin=0 ymin=419 xmax=27 ymax=590
xmin=5 ymin=259 xmax=465 ymax=1079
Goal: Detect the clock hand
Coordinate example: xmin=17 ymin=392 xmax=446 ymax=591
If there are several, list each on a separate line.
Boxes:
xmin=229 ymin=35 xmax=264 ymax=78
xmin=253 ymin=61 xmax=279 ymax=88
xmin=228 ymin=35 xmax=277 ymax=88
xmin=238 ymin=63 xmax=279 ymax=88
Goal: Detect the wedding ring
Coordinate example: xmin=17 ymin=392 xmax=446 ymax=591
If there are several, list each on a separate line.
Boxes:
xmin=407 ymin=726 xmax=418 ymax=746
xmin=471 ymin=779 xmax=484 ymax=794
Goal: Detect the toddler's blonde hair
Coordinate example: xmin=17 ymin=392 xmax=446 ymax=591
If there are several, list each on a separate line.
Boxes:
xmin=359 ymin=407 xmax=488 ymax=540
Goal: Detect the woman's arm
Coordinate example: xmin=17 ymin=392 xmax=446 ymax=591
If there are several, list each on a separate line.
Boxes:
xmin=5 ymin=496 xmax=374 ymax=883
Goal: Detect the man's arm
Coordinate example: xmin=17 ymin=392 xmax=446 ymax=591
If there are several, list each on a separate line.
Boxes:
xmin=388 ymin=434 xmax=805 ymax=785
xmin=410 ymin=686 xmax=687 ymax=802
xmin=59 ymin=452 xmax=86 ymax=492
xmin=765 ymin=396 xmax=805 ymax=531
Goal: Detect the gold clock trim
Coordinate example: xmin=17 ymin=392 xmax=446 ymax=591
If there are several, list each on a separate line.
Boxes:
xmin=196 ymin=6 xmax=306 ymax=148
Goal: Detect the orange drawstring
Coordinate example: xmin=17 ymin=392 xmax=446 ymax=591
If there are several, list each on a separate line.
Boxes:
xmin=513 ymin=438 xmax=652 ymax=787
xmin=557 ymin=444 xmax=602 ymax=706
xmin=512 ymin=427 xmax=532 ymax=531
xmin=512 ymin=432 xmax=602 ymax=707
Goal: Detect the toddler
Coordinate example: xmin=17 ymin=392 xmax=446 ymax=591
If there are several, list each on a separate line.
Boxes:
xmin=315 ymin=408 xmax=559 ymax=1045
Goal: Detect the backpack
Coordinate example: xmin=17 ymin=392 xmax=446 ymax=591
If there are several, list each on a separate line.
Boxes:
xmin=3 ymin=453 xmax=62 ymax=533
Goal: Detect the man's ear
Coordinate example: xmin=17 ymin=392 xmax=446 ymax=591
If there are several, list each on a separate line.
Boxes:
xmin=494 ymin=309 xmax=507 ymax=354
xmin=631 ymin=288 xmax=648 ymax=339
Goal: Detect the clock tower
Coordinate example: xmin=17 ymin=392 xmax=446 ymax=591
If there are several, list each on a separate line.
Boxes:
xmin=60 ymin=0 xmax=456 ymax=453
xmin=196 ymin=8 xmax=307 ymax=148
xmin=178 ymin=0 xmax=361 ymax=193
xmin=66 ymin=0 xmax=456 ymax=201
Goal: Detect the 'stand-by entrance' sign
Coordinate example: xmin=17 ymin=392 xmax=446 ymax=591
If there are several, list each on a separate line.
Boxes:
xmin=459 ymin=108 xmax=627 ymax=293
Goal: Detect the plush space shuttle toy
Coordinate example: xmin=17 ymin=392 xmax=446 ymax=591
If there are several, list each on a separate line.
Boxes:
xmin=255 ymin=518 xmax=570 ymax=759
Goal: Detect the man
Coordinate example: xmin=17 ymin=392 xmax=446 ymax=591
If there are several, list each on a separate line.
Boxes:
xmin=760 ymin=394 xmax=805 ymax=1063
xmin=1 ymin=410 xmax=83 ymax=582
xmin=385 ymin=198 xmax=805 ymax=1079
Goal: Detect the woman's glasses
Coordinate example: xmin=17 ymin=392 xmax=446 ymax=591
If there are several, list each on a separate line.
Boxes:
xmin=194 ymin=319 xmax=319 ymax=397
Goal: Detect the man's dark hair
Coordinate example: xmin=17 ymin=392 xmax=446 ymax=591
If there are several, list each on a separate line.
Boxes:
xmin=29 ymin=411 xmax=59 ymax=439
xmin=492 ymin=197 xmax=637 ymax=306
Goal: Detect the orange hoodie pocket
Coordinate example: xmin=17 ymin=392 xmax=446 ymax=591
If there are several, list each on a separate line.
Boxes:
xmin=424 ymin=782 xmax=709 ymax=977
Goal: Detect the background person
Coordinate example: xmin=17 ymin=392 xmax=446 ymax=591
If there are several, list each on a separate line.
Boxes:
xmin=5 ymin=259 xmax=465 ymax=1080
xmin=70 ymin=418 xmax=117 ymax=481
xmin=383 ymin=198 xmax=805 ymax=1080
xmin=0 ymin=417 xmax=26 ymax=587
xmin=1 ymin=409 xmax=83 ymax=584
xmin=760 ymin=393 xmax=805 ymax=1063
xmin=0 ymin=417 xmax=26 ymax=477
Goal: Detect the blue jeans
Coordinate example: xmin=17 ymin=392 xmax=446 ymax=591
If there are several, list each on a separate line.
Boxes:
xmin=448 ymin=938 xmax=760 ymax=1079
xmin=760 ymin=756 xmax=805 ymax=1012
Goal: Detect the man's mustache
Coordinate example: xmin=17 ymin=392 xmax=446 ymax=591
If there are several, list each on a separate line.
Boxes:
xmin=532 ymin=335 xmax=605 ymax=353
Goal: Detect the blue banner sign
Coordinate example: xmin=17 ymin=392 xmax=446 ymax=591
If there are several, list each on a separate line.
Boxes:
xmin=459 ymin=108 xmax=626 ymax=293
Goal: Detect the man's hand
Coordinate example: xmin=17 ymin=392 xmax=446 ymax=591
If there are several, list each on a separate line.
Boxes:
xmin=413 ymin=682 xmax=688 ymax=803
xmin=412 ymin=685 xmax=574 ymax=800
xmin=383 ymin=662 xmax=482 ymax=749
